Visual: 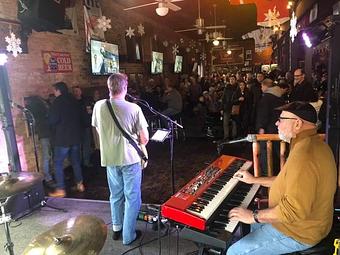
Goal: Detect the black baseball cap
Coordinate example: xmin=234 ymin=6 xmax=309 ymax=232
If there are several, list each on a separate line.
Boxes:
xmin=275 ymin=101 xmax=317 ymax=123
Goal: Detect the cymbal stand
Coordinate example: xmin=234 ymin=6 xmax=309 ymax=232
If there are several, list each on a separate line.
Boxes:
xmin=0 ymin=197 xmax=15 ymax=255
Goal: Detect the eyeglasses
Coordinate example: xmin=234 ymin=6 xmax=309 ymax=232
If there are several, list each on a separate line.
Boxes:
xmin=277 ymin=117 xmax=298 ymax=122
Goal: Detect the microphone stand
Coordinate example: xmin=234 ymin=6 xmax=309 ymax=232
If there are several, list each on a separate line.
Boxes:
xmin=22 ymin=108 xmax=40 ymax=172
xmin=216 ymin=134 xmax=257 ymax=155
xmin=128 ymin=95 xmax=183 ymax=195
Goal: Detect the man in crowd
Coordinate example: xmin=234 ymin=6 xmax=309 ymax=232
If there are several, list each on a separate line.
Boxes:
xmin=221 ymin=75 xmax=238 ymax=140
xmin=72 ymin=86 xmax=93 ymax=167
xmin=290 ymin=68 xmax=318 ymax=102
xmin=48 ymin=82 xmax=84 ymax=198
xmin=227 ymin=101 xmax=337 ymax=254
xmin=27 ymin=87 xmax=54 ymax=187
xmin=92 ymin=73 xmax=149 ymax=245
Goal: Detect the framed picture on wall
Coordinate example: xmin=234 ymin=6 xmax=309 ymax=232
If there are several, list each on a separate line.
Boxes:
xmin=245 ymin=50 xmax=252 ymax=60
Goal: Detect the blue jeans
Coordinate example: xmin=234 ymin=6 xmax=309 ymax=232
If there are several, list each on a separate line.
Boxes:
xmin=40 ymin=138 xmax=52 ymax=181
xmin=54 ymin=145 xmax=83 ymax=189
xmin=226 ymin=223 xmax=313 ymax=255
xmin=106 ymin=163 xmax=142 ymax=245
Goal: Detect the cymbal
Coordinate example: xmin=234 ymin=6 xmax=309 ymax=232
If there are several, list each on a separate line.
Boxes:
xmin=22 ymin=215 xmax=107 ymax=255
xmin=0 ymin=172 xmax=43 ymax=200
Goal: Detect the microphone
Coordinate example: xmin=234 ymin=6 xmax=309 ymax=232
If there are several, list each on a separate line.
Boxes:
xmin=226 ymin=134 xmax=257 ymax=144
xmin=126 ymin=93 xmax=139 ymax=101
xmin=10 ymin=100 xmax=29 ymax=112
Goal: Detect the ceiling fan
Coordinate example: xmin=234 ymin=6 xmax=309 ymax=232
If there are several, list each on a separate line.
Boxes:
xmin=123 ymin=0 xmax=183 ymax=17
xmin=175 ymin=0 xmax=226 ymax=35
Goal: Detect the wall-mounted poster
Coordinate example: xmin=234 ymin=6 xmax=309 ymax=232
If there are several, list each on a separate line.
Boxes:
xmin=42 ymin=51 xmax=73 ymax=73
xmin=211 ymin=47 xmax=244 ymax=66
xmin=246 ymin=50 xmax=252 ymax=60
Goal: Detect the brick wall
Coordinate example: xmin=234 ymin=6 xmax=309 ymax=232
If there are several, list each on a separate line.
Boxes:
xmin=0 ymin=0 xmax=190 ymax=171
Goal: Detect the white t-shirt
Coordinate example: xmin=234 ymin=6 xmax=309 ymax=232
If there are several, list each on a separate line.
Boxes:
xmin=92 ymin=98 xmax=148 ymax=166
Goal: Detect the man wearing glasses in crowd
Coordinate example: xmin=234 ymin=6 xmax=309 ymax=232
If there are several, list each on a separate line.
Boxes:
xmin=290 ymin=68 xmax=318 ymax=103
xmin=226 ymin=101 xmax=337 ymax=255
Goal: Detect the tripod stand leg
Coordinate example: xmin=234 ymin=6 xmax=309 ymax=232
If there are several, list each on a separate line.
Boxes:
xmin=4 ymin=221 xmax=14 ymax=255
xmin=41 ymin=200 xmax=67 ymax=212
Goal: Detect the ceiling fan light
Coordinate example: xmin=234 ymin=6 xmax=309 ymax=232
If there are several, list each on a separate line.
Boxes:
xmin=156 ymin=6 xmax=169 ymax=16
xmin=212 ymin=39 xmax=219 ymax=46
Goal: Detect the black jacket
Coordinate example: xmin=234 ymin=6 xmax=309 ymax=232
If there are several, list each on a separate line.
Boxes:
xmin=256 ymin=88 xmax=285 ymax=133
xmin=49 ymin=93 xmax=82 ymax=146
xmin=289 ymin=80 xmax=318 ymax=102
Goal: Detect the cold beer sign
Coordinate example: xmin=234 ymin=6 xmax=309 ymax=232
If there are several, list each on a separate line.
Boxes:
xmin=42 ymin=51 xmax=73 ymax=73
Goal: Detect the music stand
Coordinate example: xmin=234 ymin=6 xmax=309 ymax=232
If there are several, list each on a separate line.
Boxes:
xmin=151 ymin=129 xmax=171 ymax=143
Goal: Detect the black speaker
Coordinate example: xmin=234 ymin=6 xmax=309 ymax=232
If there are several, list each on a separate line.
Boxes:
xmin=18 ymin=0 xmax=66 ymax=32
xmin=4 ymin=180 xmax=45 ymax=220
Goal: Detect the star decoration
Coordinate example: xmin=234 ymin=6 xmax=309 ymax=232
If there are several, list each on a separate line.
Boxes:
xmin=5 ymin=32 xmax=22 ymax=57
xmin=290 ymin=12 xmax=297 ymax=42
xmin=137 ymin=23 xmax=145 ymax=36
xmin=264 ymin=6 xmax=281 ymax=28
xmin=125 ymin=27 xmax=135 ymax=38
xmin=96 ymin=16 xmax=111 ymax=32
xmin=172 ymin=44 xmax=179 ymax=55
xmin=163 ymin=40 xmax=169 ymax=47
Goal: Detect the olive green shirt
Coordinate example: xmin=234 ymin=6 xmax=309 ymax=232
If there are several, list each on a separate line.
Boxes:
xmin=269 ymin=129 xmax=337 ymax=245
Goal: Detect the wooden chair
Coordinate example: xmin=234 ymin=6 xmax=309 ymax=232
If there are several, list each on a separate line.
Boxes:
xmin=251 ymin=133 xmax=326 ymax=177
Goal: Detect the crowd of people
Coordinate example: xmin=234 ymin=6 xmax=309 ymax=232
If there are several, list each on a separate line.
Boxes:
xmin=27 ymin=82 xmax=99 ymax=197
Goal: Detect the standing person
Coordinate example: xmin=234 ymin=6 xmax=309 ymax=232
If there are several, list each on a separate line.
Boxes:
xmin=256 ymin=78 xmax=285 ymax=175
xmin=72 ymin=86 xmax=93 ymax=167
xmin=48 ymin=82 xmax=84 ymax=198
xmin=27 ymin=88 xmax=54 ymax=187
xmin=290 ymin=68 xmax=318 ymax=102
xmin=221 ymin=75 xmax=238 ymax=140
xmin=92 ymin=73 xmax=149 ymax=245
xmin=226 ymin=101 xmax=337 ymax=255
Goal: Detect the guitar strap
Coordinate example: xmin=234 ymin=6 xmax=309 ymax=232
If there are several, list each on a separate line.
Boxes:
xmin=105 ymin=100 xmax=148 ymax=162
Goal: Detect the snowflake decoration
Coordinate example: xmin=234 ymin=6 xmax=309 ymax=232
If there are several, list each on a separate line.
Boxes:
xmin=5 ymin=32 xmax=22 ymax=57
xmin=126 ymin=27 xmax=135 ymax=38
xmin=137 ymin=23 xmax=145 ymax=36
xmin=189 ymin=40 xmax=196 ymax=49
xmin=172 ymin=44 xmax=179 ymax=55
xmin=264 ymin=6 xmax=281 ymax=28
xmin=180 ymin=38 xmax=184 ymax=44
xmin=200 ymin=53 xmax=206 ymax=61
xmin=186 ymin=47 xmax=191 ymax=53
xmin=290 ymin=12 xmax=298 ymax=42
xmin=163 ymin=40 xmax=169 ymax=47
xmin=96 ymin=16 xmax=111 ymax=32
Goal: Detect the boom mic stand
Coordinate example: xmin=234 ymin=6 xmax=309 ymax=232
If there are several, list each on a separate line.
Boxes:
xmin=127 ymin=95 xmax=183 ymax=195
